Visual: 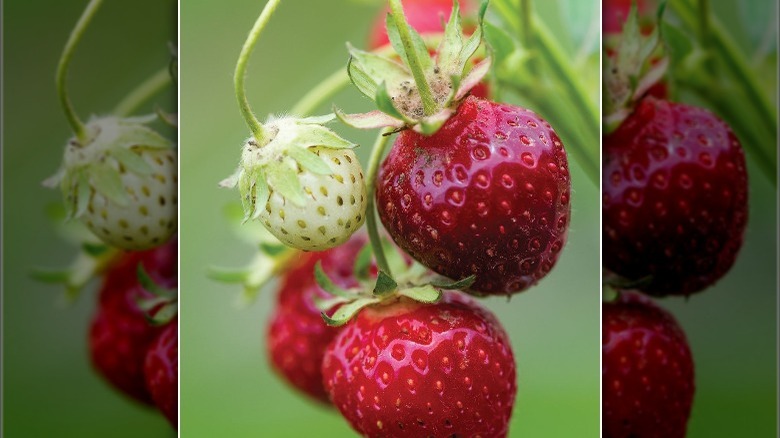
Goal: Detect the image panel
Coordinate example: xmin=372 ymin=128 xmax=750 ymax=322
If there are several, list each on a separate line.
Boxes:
xmin=2 ymin=0 xmax=178 ymax=435
xmin=602 ymin=1 xmax=778 ymax=437
xmin=180 ymin=0 xmax=600 ymax=436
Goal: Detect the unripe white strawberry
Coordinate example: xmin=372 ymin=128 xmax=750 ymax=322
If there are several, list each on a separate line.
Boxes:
xmin=45 ymin=116 xmax=177 ymax=251
xmin=221 ymin=115 xmax=366 ymax=251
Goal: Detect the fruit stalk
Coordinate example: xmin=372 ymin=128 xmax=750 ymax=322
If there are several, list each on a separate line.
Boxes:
xmin=364 ymin=129 xmax=394 ymax=276
xmin=56 ymin=0 xmax=103 ymax=143
xmin=388 ymin=0 xmax=437 ymax=116
xmin=113 ymin=66 xmax=173 ymax=117
xmin=234 ymin=0 xmax=282 ymax=143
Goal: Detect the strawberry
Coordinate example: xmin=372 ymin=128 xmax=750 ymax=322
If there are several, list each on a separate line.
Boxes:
xmin=267 ymin=234 xmax=369 ymax=403
xmin=376 ymin=95 xmax=571 ymax=295
xmin=89 ymin=238 xmax=177 ymax=404
xmin=603 ymin=97 xmax=748 ymax=295
xmin=367 ymin=0 xmax=489 ymax=99
xmin=603 ymin=291 xmax=695 ymax=438
xmin=46 ymin=116 xmax=178 ymax=251
xmin=221 ymin=116 xmax=367 ymax=252
xmin=322 ymin=292 xmax=516 ymax=437
xmin=144 ymin=321 xmax=178 ymax=428
xmin=604 ymin=0 xmax=654 ymax=35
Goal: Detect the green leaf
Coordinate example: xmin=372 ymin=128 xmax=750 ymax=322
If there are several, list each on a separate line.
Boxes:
xmin=266 ymin=162 xmax=306 ymax=207
xmin=283 ymin=121 xmax=356 ymax=150
xmin=373 ymin=271 xmax=398 ymax=297
xmin=109 ymin=146 xmax=154 ymax=175
xmin=90 ymin=163 xmax=129 ymax=206
xmin=399 ymin=284 xmax=442 ymax=303
xmin=321 ymin=296 xmax=380 ymax=327
xmin=314 ymin=261 xmax=353 ymax=299
xmin=347 ymin=56 xmax=380 ymax=99
xmin=483 ymin=21 xmax=516 ymax=63
xmin=559 ymin=0 xmax=596 ymax=49
xmin=347 ymin=43 xmax=410 ymax=99
xmin=114 ymin=121 xmax=172 ymax=150
xmin=287 ymin=146 xmax=332 ymax=176
xmin=436 ymin=0 xmax=464 ymax=75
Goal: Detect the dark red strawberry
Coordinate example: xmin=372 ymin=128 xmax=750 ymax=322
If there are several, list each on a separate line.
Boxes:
xmin=267 ymin=234 xmax=369 ymax=404
xmin=604 ymin=0 xmax=655 ymax=35
xmin=144 ymin=321 xmax=178 ymax=428
xmin=603 ymin=291 xmax=695 ymax=438
xmin=89 ymin=238 xmax=177 ymax=404
xmin=377 ymin=95 xmax=571 ymax=295
xmin=322 ymin=292 xmax=516 ymax=437
xmin=603 ymin=97 xmax=748 ymax=295
xmin=367 ymin=0 xmax=489 ymax=99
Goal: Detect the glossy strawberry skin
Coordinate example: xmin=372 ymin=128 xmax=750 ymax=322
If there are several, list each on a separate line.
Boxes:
xmin=603 ymin=98 xmax=748 ymax=295
xmin=377 ymin=96 xmax=571 ymax=295
xmin=603 ymin=292 xmax=695 ymax=438
xmin=89 ymin=239 xmax=177 ymax=404
xmin=322 ymin=292 xmax=516 ymax=437
xmin=144 ymin=321 xmax=178 ymax=428
xmin=267 ymin=234 xmax=368 ymax=404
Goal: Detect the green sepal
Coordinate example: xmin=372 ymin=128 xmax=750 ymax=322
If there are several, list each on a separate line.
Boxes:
xmin=398 ymin=284 xmax=442 ymax=303
xmin=250 ymin=170 xmax=271 ymax=221
xmin=313 ymin=295 xmax=351 ymax=312
xmin=314 ymin=261 xmax=353 ymax=299
xmin=274 ymin=118 xmax=357 ymax=150
xmin=81 ymin=242 xmax=110 ymax=257
xmin=373 ymin=270 xmax=398 ymax=297
xmin=112 ymin=119 xmax=172 ymax=150
xmin=74 ymin=172 xmax=92 ymax=218
xmin=266 ymin=162 xmax=305 ymax=207
xmin=431 ymin=274 xmax=476 ymax=290
xmin=91 ymin=162 xmax=130 ymax=207
xmin=347 ymin=44 xmax=410 ymax=100
xmin=334 ymin=108 xmax=406 ymax=131
xmin=375 ymin=82 xmax=414 ymax=122
xmin=137 ymin=264 xmax=177 ymax=300
xmin=381 ymin=238 xmax=407 ymax=276
xmin=286 ymin=146 xmax=332 ymax=176
xmin=207 ymin=267 xmax=249 ymax=283
xmin=353 ymin=242 xmax=374 ymax=281
xmin=156 ymin=108 xmax=178 ymax=127
xmin=454 ymin=57 xmax=492 ymax=100
xmin=109 ymin=146 xmax=154 ymax=175
xmin=414 ymin=108 xmax=455 ymax=135
xmin=259 ymin=241 xmax=287 ymax=257
xmin=147 ymin=302 xmax=178 ymax=326
xmin=321 ymin=296 xmax=381 ymax=327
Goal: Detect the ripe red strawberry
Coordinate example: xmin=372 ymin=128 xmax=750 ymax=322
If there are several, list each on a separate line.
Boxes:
xmin=367 ymin=0 xmax=489 ymax=99
xmin=603 ymin=291 xmax=695 ymax=438
xmin=267 ymin=234 xmax=369 ymax=404
xmin=322 ymin=292 xmax=516 ymax=437
xmin=89 ymin=238 xmax=177 ymax=404
xmin=603 ymin=97 xmax=748 ymax=295
xmin=604 ymin=0 xmax=654 ymax=34
xmin=144 ymin=321 xmax=178 ymax=428
xmin=377 ymin=95 xmax=571 ymax=295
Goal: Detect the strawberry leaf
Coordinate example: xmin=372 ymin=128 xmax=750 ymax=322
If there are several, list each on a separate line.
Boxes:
xmin=266 ymin=162 xmax=306 ymax=207
xmin=373 ymin=270 xmax=398 ymax=297
xmin=347 ymin=43 xmax=410 ymax=100
xmin=109 ymin=146 xmax=154 ymax=175
xmin=90 ymin=163 xmax=130 ymax=207
xmin=399 ymin=284 xmax=441 ymax=303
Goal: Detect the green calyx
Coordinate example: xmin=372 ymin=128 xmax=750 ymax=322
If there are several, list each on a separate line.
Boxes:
xmin=32 ymin=242 xmax=120 ymax=302
xmin=336 ymin=0 xmax=491 ymax=136
xmin=219 ymin=115 xmax=356 ymax=221
xmin=135 ymin=264 xmax=178 ymax=326
xmin=315 ymin=240 xmax=475 ymax=327
xmin=603 ymin=2 xmax=668 ymax=133
xmin=43 ymin=115 xmax=173 ymax=220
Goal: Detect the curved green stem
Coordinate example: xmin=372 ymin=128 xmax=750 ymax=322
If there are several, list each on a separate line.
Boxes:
xmin=113 ymin=66 xmax=172 ymax=117
xmin=235 ymin=0 xmax=282 ymax=143
xmin=388 ymin=0 xmax=437 ymax=116
xmin=57 ymin=0 xmax=103 ymax=143
xmin=290 ymin=68 xmax=349 ymax=117
xmin=365 ymin=129 xmax=394 ymax=276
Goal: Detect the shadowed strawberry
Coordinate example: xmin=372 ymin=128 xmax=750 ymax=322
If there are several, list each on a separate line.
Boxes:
xmin=603 ymin=291 xmax=695 ymax=438
xmin=144 ymin=321 xmax=178 ymax=428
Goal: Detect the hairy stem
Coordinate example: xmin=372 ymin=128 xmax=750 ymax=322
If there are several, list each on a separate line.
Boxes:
xmin=113 ymin=66 xmax=172 ymax=117
xmin=57 ymin=0 xmax=103 ymax=143
xmin=365 ymin=129 xmax=394 ymax=276
xmin=388 ymin=0 xmax=437 ymax=116
xmin=235 ymin=0 xmax=282 ymax=142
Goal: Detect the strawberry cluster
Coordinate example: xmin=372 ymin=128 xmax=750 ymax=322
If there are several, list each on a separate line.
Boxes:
xmin=601 ymin=4 xmax=750 ymax=437
xmin=232 ymin=0 xmax=582 ymax=436
xmin=38 ymin=0 xmax=180 ymax=430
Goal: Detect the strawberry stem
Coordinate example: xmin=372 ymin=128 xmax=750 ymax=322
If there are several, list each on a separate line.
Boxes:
xmin=56 ymin=0 xmax=103 ymax=143
xmin=388 ymin=0 xmax=437 ymax=116
xmin=113 ymin=66 xmax=172 ymax=117
xmin=234 ymin=0 xmax=282 ymax=143
xmin=365 ymin=129 xmax=394 ymax=276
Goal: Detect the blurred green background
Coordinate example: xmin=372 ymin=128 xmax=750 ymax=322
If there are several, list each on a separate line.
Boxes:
xmin=2 ymin=0 xmax=175 ymax=436
xmin=180 ymin=0 xmax=599 ymax=436
xmin=659 ymin=1 xmax=778 ymax=436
